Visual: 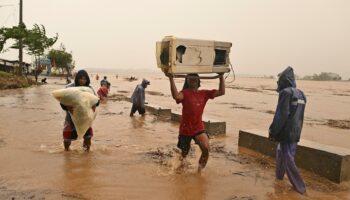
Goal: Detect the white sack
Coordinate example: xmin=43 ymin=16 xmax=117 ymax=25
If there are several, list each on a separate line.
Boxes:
xmin=52 ymin=87 xmax=99 ymax=139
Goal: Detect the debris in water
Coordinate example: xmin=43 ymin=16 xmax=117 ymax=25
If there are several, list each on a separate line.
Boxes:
xmin=326 ymin=119 xmax=350 ymax=129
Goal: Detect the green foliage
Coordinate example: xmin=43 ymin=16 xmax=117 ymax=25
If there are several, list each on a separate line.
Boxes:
xmin=23 ymin=24 xmax=58 ymax=56
xmin=0 ymin=24 xmax=27 ymax=52
xmin=0 ymin=24 xmax=58 ymax=55
xmin=0 ymin=71 xmax=13 ymax=77
xmin=26 ymin=24 xmax=58 ymax=81
xmin=1 ymin=23 xmax=58 ymax=80
xmin=47 ymin=44 xmax=74 ymax=75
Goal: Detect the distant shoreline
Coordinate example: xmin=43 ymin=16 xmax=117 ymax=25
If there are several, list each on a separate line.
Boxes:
xmin=78 ymin=68 xmax=350 ymax=82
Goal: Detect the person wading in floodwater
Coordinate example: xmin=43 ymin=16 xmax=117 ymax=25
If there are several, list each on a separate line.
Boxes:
xmin=60 ymin=70 xmax=99 ymax=152
xmin=130 ymin=79 xmax=150 ymax=117
xmin=166 ymin=73 xmax=225 ymax=172
xmin=269 ymin=66 xmax=307 ymax=194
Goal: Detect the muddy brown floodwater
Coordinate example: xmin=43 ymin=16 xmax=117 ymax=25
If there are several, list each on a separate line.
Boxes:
xmin=0 ymin=71 xmax=349 ymax=199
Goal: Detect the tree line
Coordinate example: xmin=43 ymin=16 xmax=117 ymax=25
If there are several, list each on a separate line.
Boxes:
xmin=301 ymin=72 xmax=342 ymax=81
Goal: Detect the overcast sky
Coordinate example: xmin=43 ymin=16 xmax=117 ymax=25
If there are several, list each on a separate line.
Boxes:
xmin=1 ymin=0 xmax=349 ymax=78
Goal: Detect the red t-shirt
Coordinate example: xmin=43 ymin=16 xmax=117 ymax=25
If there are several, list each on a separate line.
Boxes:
xmin=177 ymin=89 xmax=217 ymax=136
xmin=97 ymin=86 xmax=108 ymax=98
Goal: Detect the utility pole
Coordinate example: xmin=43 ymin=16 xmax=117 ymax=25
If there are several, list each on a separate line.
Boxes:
xmin=18 ymin=0 xmax=23 ymax=75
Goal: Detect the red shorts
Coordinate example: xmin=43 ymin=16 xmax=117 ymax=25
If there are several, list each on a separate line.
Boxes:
xmin=63 ymin=120 xmax=93 ymax=140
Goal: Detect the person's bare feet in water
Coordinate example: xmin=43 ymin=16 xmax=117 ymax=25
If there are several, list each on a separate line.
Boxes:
xmin=175 ymin=156 xmax=192 ymax=174
xmin=64 ymin=140 xmax=71 ymax=151
xmin=83 ymin=138 xmax=91 ymax=152
xmin=197 ymin=164 xmax=205 ymax=174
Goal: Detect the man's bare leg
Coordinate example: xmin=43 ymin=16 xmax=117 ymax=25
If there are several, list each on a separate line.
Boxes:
xmin=194 ymin=133 xmax=210 ymax=172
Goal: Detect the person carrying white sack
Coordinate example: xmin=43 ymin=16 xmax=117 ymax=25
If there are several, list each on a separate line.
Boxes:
xmin=59 ymin=70 xmax=99 ymax=151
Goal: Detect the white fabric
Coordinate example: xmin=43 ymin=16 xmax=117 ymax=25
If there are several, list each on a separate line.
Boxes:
xmin=52 ymin=87 xmax=99 ymax=139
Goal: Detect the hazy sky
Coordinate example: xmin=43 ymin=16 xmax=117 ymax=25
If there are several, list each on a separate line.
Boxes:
xmin=1 ymin=0 xmax=349 ymax=78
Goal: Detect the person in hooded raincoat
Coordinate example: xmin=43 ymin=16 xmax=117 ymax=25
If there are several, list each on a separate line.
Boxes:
xmin=269 ymin=66 xmax=307 ymax=194
xmin=60 ymin=70 xmax=99 ymax=151
xmin=130 ymin=79 xmax=150 ymax=117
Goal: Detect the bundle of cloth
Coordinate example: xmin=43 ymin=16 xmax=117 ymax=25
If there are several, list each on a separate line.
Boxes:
xmin=52 ymin=86 xmax=99 ymax=139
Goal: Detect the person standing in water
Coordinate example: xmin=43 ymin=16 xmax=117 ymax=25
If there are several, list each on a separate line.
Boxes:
xmin=100 ymin=76 xmax=111 ymax=91
xmin=60 ymin=70 xmax=99 ymax=151
xmin=166 ymin=73 xmax=225 ymax=172
xmin=130 ymin=79 xmax=150 ymax=117
xmin=269 ymin=66 xmax=307 ymax=194
xmin=97 ymin=82 xmax=109 ymax=101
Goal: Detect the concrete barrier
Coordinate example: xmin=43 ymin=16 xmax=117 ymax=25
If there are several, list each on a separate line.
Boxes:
xmin=136 ymin=103 xmax=226 ymax=136
xmin=238 ymin=129 xmax=350 ymax=183
xmin=203 ymin=117 xmax=226 ymax=137
xmin=144 ymin=104 xmax=172 ymax=117
xmin=171 ymin=111 xmax=226 ymax=136
xmin=171 ymin=111 xmax=182 ymax=122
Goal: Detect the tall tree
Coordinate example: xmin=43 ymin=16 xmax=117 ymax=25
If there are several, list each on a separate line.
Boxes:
xmin=22 ymin=24 xmax=57 ymax=81
xmin=47 ymin=44 xmax=74 ymax=77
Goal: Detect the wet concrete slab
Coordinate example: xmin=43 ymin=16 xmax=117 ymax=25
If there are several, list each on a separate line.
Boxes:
xmin=170 ymin=111 xmax=181 ymax=122
xmin=203 ymin=117 xmax=226 ymax=137
xmin=144 ymin=104 xmax=172 ymax=117
xmin=238 ymin=129 xmax=350 ymax=183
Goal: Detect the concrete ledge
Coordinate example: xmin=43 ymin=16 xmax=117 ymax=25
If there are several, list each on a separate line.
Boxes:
xmin=144 ymin=104 xmax=172 ymax=117
xmin=125 ymin=97 xmax=225 ymax=136
xmin=238 ymin=129 xmax=350 ymax=183
xmin=141 ymin=102 xmax=226 ymax=136
xmin=171 ymin=111 xmax=226 ymax=136
xmin=203 ymin=117 xmax=226 ymax=137
xmin=171 ymin=111 xmax=182 ymax=122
